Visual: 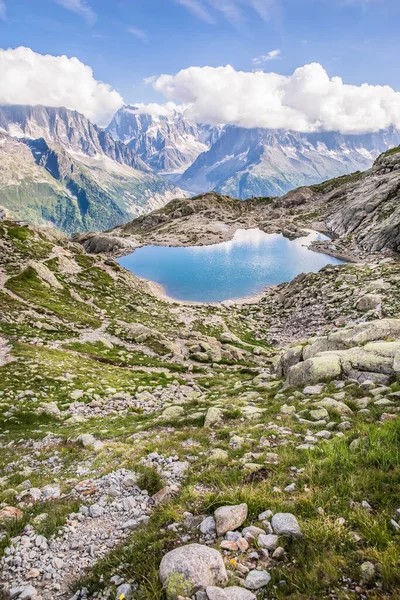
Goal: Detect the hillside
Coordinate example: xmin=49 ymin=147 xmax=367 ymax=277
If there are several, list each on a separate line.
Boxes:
xmin=0 ymin=205 xmax=399 ymax=599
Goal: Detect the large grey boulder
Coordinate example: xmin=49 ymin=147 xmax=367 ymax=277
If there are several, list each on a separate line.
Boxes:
xmin=159 ymin=544 xmax=227 ymax=598
xmin=214 ymin=504 xmax=248 ymax=536
xmin=287 ymin=354 xmax=342 ymax=386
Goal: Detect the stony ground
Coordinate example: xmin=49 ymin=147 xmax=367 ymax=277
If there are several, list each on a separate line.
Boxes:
xmin=0 ymin=219 xmax=399 ymax=600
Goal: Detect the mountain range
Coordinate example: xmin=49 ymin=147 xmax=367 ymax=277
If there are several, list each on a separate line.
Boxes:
xmin=1 ymin=102 xmax=400 ymax=233
xmin=107 ymin=106 xmax=400 ymax=198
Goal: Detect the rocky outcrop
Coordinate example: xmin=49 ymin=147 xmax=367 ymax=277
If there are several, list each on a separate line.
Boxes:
xmin=275 ymin=319 xmax=400 ymax=386
xmin=326 ymin=148 xmax=400 ymax=252
xmin=70 ymin=233 xmax=139 ymax=255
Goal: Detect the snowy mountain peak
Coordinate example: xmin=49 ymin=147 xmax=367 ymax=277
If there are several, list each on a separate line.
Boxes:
xmin=106 ymin=105 xmax=222 ymax=174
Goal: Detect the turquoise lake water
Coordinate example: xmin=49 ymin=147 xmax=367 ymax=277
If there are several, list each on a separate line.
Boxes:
xmin=118 ymin=229 xmax=344 ymax=303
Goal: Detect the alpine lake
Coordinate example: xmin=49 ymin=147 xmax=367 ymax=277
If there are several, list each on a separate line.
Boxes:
xmin=117 ymin=228 xmax=345 ymax=303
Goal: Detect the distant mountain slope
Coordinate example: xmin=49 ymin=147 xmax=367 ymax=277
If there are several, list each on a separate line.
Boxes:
xmin=0 ymin=105 xmax=185 ymax=232
xmin=180 ymin=126 xmax=400 ymax=198
xmin=106 ymin=106 xmax=221 ymax=174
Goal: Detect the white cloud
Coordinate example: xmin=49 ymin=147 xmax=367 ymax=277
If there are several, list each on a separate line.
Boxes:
xmin=143 ymin=75 xmax=158 ymax=85
xmin=0 ymin=0 xmax=6 ymax=20
xmin=0 ymin=47 xmax=123 ymax=127
xmin=129 ymin=102 xmax=185 ymax=118
xmin=55 ymin=0 xmax=96 ymax=25
xmin=127 ymin=26 xmax=148 ymax=43
xmin=174 ymin=0 xmax=275 ymax=25
xmin=252 ymin=49 xmax=280 ymax=64
xmin=148 ymin=63 xmax=400 ymax=134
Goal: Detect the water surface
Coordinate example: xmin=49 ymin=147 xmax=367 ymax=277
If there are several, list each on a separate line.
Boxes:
xmin=118 ymin=229 xmax=344 ymax=302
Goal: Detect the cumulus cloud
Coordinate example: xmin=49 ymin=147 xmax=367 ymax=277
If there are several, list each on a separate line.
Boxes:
xmin=0 ymin=47 xmax=123 ymax=127
xmin=55 ymin=0 xmax=96 ymax=25
xmin=149 ymin=63 xmax=400 ymax=134
xmin=252 ymin=49 xmax=280 ymax=64
xmin=0 ymin=0 xmax=6 ymax=20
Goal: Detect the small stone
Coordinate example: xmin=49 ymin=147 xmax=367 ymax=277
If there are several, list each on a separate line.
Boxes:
xmin=116 ymin=583 xmax=132 ymax=599
xmin=9 ymin=586 xmax=37 ymax=600
xmin=89 ymin=503 xmax=104 ymax=518
xmin=243 ymin=570 xmax=271 ymax=590
xmin=303 ymin=385 xmax=323 ymax=395
xmin=257 ymin=534 xmax=278 ymax=550
xmin=0 ymin=506 xmax=23 ymax=521
xmin=237 ymin=537 xmax=249 ymax=552
xmin=214 ymin=504 xmax=248 ymax=536
xmin=310 ymin=407 xmax=329 ymax=421
xmin=242 ymin=526 xmax=265 ymax=541
xmin=25 ymin=569 xmax=40 ymax=579
xmin=258 ymin=510 xmax=273 ymax=521
xmin=271 ymin=513 xmax=302 ymax=538
xmin=200 ymin=516 xmax=216 ymax=536
xmin=272 ymin=547 xmax=285 ymax=560
xmin=204 ymin=407 xmax=224 ymax=428
xmin=220 ymin=540 xmax=238 ymax=551
xmin=205 ymin=587 xmax=228 ymax=600
xmin=284 ymin=483 xmax=296 ymax=493
xmin=360 ymin=561 xmax=376 ymax=583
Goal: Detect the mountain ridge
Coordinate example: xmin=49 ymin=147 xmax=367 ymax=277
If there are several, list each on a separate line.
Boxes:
xmin=106 ymin=106 xmax=400 ymax=199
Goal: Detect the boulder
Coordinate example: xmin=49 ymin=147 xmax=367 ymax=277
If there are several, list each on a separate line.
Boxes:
xmin=214 ymin=504 xmax=248 ymax=536
xmin=243 ymin=570 xmax=271 ymax=590
xmin=162 ymin=406 xmax=185 ymax=419
xmin=317 ymin=398 xmax=353 ymax=417
xmin=0 ymin=506 xmax=23 ymax=521
xmin=28 ymin=261 xmax=63 ymax=289
xmin=355 ymin=294 xmax=382 ymax=311
xmin=204 ymin=407 xmax=224 ymax=428
xmin=287 ymin=355 xmax=342 ymax=387
xmin=159 ymin=544 xmax=228 ymax=598
xmin=271 ymin=513 xmax=302 ymax=538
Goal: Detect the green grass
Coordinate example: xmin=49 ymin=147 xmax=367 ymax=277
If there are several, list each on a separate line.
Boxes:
xmin=6 ymin=267 xmax=100 ymax=328
xmin=310 ymin=171 xmax=363 ymax=194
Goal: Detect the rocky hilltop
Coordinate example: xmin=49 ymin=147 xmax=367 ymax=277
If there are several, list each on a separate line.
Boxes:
xmin=0 ymin=140 xmax=399 ymax=600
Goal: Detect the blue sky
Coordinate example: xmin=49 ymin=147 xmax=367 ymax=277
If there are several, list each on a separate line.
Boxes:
xmin=1 ymin=0 xmax=400 ymax=107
